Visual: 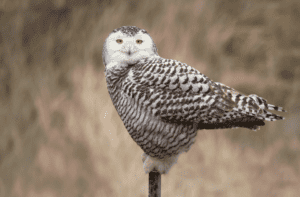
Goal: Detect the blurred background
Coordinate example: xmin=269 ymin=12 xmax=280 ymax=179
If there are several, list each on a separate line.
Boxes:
xmin=0 ymin=0 xmax=299 ymax=196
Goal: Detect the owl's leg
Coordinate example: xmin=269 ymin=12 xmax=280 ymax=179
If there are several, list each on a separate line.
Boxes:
xmin=142 ymin=153 xmax=180 ymax=174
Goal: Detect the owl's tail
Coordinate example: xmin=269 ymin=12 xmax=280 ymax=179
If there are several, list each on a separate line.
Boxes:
xmin=248 ymin=94 xmax=286 ymax=121
xmin=213 ymin=82 xmax=286 ymax=121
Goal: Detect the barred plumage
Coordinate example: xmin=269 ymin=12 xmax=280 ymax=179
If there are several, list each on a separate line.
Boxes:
xmin=103 ymin=26 xmax=286 ymax=174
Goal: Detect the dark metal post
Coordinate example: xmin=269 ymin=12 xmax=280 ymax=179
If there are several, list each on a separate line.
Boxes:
xmin=149 ymin=169 xmax=161 ymax=197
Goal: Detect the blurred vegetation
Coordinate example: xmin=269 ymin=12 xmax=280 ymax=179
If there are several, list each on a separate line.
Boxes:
xmin=0 ymin=0 xmax=299 ymax=196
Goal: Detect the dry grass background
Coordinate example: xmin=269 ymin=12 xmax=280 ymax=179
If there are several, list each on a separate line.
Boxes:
xmin=0 ymin=0 xmax=299 ymax=196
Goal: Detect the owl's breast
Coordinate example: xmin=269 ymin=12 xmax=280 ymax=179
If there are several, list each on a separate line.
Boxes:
xmin=113 ymin=93 xmax=198 ymax=159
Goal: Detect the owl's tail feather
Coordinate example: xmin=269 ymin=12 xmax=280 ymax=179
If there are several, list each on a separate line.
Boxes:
xmin=248 ymin=94 xmax=286 ymax=121
xmin=248 ymin=94 xmax=286 ymax=112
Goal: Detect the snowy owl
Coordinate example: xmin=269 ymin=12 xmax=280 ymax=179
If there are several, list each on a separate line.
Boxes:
xmin=102 ymin=26 xmax=286 ymax=174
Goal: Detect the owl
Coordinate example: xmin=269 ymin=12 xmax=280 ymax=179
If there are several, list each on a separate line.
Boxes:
xmin=102 ymin=26 xmax=286 ymax=174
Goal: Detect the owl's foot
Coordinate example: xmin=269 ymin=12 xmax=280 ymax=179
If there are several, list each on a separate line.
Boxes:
xmin=142 ymin=153 xmax=180 ymax=174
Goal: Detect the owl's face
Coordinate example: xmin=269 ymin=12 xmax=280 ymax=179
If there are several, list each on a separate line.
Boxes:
xmin=102 ymin=26 xmax=158 ymax=67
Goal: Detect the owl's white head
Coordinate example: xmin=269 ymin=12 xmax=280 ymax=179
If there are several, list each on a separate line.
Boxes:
xmin=102 ymin=26 xmax=159 ymax=67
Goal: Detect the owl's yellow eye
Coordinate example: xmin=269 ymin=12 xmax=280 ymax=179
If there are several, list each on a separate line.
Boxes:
xmin=116 ymin=39 xmax=123 ymax=44
xmin=136 ymin=39 xmax=143 ymax=44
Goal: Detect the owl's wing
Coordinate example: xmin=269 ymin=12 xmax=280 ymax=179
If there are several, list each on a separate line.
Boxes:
xmin=122 ymin=57 xmax=285 ymax=130
xmin=122 ymin=57 xmax=240 ymax=123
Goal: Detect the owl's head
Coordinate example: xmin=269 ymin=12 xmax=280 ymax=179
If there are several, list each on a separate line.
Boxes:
xmin=102 ymin=26 xmax=159 ymax=67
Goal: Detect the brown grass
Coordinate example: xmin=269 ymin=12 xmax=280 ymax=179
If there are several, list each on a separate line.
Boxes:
xmin=0 ymin=0 xmax=299 ymax=196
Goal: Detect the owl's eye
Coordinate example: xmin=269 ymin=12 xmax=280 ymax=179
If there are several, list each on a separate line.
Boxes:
xmin=136 ymin=39 xmax=143 ymax=44
xmin=116 ymin=39 xmax=123 ymax=44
